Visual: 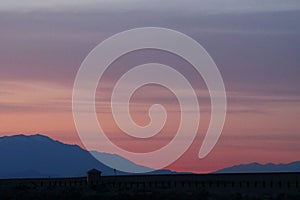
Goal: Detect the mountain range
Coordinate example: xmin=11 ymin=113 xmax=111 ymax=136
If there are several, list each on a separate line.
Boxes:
xmin=0 ymin=134 xmax=299 ymax=178
xmin=0 ymin=134 xmax=173 ymax=178
xmin=215 ymin=161 xmax=300 ymax=173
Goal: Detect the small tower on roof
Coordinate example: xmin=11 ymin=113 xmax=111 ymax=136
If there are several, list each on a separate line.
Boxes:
xmin=87 ymin=168 xmax=102 ymax=185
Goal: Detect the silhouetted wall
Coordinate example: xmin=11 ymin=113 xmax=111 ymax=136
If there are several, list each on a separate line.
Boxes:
xmin=0 ymin=172 xmax=299 ymax=199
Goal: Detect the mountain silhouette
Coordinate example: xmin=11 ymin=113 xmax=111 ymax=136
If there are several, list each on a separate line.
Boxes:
xmin=90 ymin=151 xmax=153 ymax=173
xmin=5 ymin=134 xmax=298 ymax=178
xmin=0 ymin=134 xmax=169 ymax=178
xmin=215 ymin=161 xmax=300 ymax=173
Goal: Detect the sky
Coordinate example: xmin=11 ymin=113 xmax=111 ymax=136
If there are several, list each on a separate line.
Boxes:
xmin=0 ymin=0 xmax=300 ymax=173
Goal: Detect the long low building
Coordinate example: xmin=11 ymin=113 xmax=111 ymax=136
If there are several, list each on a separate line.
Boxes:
xmin=0 ymin=170 xmax=299 ymax=199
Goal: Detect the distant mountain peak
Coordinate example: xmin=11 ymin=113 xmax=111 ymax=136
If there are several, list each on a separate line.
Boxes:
xmin=0 ymin=134 xmax=81 ymax=148
xmin=1 ymin=133 xmax=52 ymax=140
xmin=215 ymin=161 xmax=300 ymax=173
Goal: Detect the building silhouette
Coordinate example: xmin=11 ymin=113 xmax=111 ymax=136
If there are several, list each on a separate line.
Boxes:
xmin=0 ymin=170 xmax=299 ymax=199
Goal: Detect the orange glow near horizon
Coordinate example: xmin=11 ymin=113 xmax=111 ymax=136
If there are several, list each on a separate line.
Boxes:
xmin=1 ymin=79 xmax=300 ymax=173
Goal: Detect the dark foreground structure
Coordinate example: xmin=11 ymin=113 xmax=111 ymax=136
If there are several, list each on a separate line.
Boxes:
xmin=0 ymin=170 xmax=299 ymax=200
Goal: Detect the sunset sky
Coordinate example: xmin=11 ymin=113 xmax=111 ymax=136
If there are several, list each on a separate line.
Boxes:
xmin=1 ymin=0 xmax=300 ymax=173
